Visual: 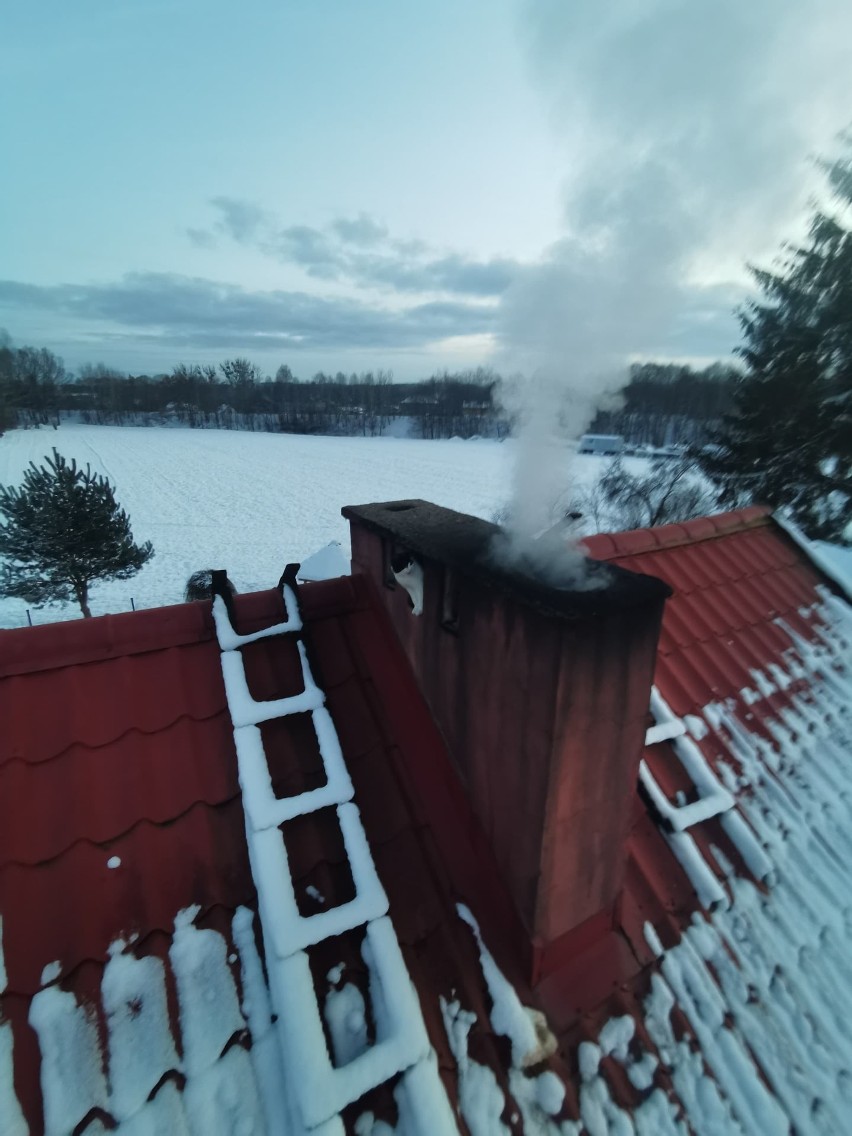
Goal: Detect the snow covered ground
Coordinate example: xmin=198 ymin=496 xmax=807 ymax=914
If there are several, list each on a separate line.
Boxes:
xmin=0 ymin=425 xmax=572 ymax=627
xmin=0 ymin=424 xmax=848 ymax=628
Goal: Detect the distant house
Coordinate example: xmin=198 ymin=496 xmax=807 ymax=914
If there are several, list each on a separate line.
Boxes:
xmin=400 ymin=395 xmax=439 ymax=407
xmin=579 ymin=433 xmax=624 ymax=455
xmin=1 ymin=503 xmax=850 ymax=1133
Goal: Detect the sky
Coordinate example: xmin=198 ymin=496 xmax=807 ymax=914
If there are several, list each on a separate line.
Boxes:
xmin=1 ymin=0 xmax=851 ymax=382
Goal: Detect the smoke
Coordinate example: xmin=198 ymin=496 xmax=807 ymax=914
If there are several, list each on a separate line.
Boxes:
xmin=507 ymin=0 xmax=852 ymax=375
xmin=493 ymin=0 xmax=852 ymax=570
xmin=492 ymin=372 xmax=613 ymax=588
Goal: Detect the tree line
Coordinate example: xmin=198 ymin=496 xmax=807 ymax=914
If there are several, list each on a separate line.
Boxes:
xmin=589 ymin=361 xmax=738 ymax=446
xmin=0 ymin=335 xmax=735 ymax=446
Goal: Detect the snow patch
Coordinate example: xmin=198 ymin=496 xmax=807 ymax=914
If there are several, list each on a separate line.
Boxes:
xmin=392 ymin=558 xmax=424 ymax=616
xmin=684 ymin=713 xmax=709 ymax=740
xmin=231 ymin=907 xmax=292 ymax=1134
xmin=40 ymin=961 xmax=61 ymax=986
xmin=102 ymin=948 xmax=179 ymax=1120
xmin=29 ymin=984 xmax=109 ymax=1135
xmin=534 ymin=1069 xmax=565 ymax=1115
xmin=0 ymin=1019 xmax=27 ymax=1136
xmin=440 ymin=997 xmax=509 ymax=1136
xmin=456 ymin=904 xmax=548 ymax=1067
xmin=298 ymin=541 xmax=350 ymax=582
xmin=324 ymin=982 xmax=369 ymax=1067
xmin=169 ymin=907 xmax=245 ymax=1077
xmin=597 ymin=1015 xmax=634 ymax=1062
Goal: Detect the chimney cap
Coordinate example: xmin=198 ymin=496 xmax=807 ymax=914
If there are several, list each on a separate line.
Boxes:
xmin=343 ymin=500 xmax=671 ymax=621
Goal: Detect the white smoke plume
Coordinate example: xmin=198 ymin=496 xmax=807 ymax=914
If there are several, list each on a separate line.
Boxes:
xmin=494 ymin=0 xmax=852 ymax=569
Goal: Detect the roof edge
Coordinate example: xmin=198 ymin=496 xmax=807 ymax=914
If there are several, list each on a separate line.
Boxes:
xmin=771 ymin=513 xmax=852 ymax=601
xmin=0 ymin=590 xmax=281 ymax=678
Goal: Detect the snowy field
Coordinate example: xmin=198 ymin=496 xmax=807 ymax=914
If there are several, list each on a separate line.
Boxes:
xmin=1 ymin=424 xmax=848 ymax=628
xmin=0 ymin=425 xmax=559 ymax=627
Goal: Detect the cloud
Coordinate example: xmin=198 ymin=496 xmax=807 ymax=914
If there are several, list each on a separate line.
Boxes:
xmin=330 ymin=213 xmax=388 ymax=246
xmin=209 ymin=196 xmax=271 ymax=243
xmin=0 ymin=274 xmax=497 ymax=352
xmin=267 ymin=225 xmax=341 ymax=277
xmin=189 ymin=198 xmax=522 ymax=298
xmin=185 ymin=227 xmax=217 ymax=250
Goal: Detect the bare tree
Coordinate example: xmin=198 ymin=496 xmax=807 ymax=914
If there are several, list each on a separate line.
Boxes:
xmin=567 ymin=456 xmax=715 ymax=533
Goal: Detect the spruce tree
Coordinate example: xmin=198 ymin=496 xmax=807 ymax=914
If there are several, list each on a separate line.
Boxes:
xmin=700 ymin=149 xmax=851 ymax=544
xmin=0 ymin=449 xmax=153 ymax=618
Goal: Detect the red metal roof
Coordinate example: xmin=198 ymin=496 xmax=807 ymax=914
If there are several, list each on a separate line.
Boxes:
xmin=0 ymin=576 xmax=553 ymax=1134
xmin=2 ymin=506 xmax=850 ymax=1134
xmin=583 ymin=508 xmax=836 ymax=723
xmin=582 ymin=507 xmax=849 ymax=947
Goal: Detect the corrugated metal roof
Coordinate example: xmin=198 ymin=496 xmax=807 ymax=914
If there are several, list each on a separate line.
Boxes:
xmin=0 ymin=577 xmax=559 ymax=1134
xmin=2 ymin=506 xmax=850 ymax=1134
xmin=567 ymin=509 xmax=852 ymax=1135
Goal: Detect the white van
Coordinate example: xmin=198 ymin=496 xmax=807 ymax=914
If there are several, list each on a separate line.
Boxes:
xmin=578 ymin=434 xmax=624 ymax=455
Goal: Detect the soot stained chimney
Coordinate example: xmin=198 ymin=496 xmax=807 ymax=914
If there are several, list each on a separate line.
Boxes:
xmin=342 ymin=500 xmax=671 ymax=982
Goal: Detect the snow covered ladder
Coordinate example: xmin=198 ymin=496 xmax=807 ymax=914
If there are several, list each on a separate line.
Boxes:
xmin=641 ymin=687 xmax=770 ymax=908
xmin=212 ymin=574 xmax=455 ymax=1134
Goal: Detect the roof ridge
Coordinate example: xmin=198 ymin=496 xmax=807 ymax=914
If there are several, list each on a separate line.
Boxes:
xmin=0 ymin=602 xmax=215 ymax=678
xmin=0 ymin=589 xmax=286 ymax=678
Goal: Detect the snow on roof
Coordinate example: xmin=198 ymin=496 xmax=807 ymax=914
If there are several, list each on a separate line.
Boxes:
xmin=297 ymin=541 xmax=351 ymax=583
xmin=2 ymin=504 xmax=850 ymax=1134
xmin=0 ymin=576 xmax=552 ymax=1133
xmin=571 ymin=508 xmax=852 ymax=1132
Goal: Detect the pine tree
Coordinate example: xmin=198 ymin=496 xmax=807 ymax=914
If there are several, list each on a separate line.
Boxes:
xmin=699 ymin=149 xmax=852 ymax=543
xmin=0 ymin=449 xmax=153 ymax=617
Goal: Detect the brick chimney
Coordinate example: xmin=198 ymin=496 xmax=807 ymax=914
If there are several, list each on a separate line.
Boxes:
xmin=342 ymin=501 xmax=670 ymax=983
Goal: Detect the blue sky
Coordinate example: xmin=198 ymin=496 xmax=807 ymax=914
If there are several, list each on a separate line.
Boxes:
xmin=2 ymin=0 xmax=850 ymax=381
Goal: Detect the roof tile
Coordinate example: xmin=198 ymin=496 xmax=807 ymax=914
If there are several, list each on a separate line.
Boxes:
xmin=0 ymin=713 xmax=238 ymax=866
xmin=0 ymin=798 xmax=254 ymax=995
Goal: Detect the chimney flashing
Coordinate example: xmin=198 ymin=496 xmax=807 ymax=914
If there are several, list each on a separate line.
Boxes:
xmin=342 ymin=500 xmax=672 ymax=621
